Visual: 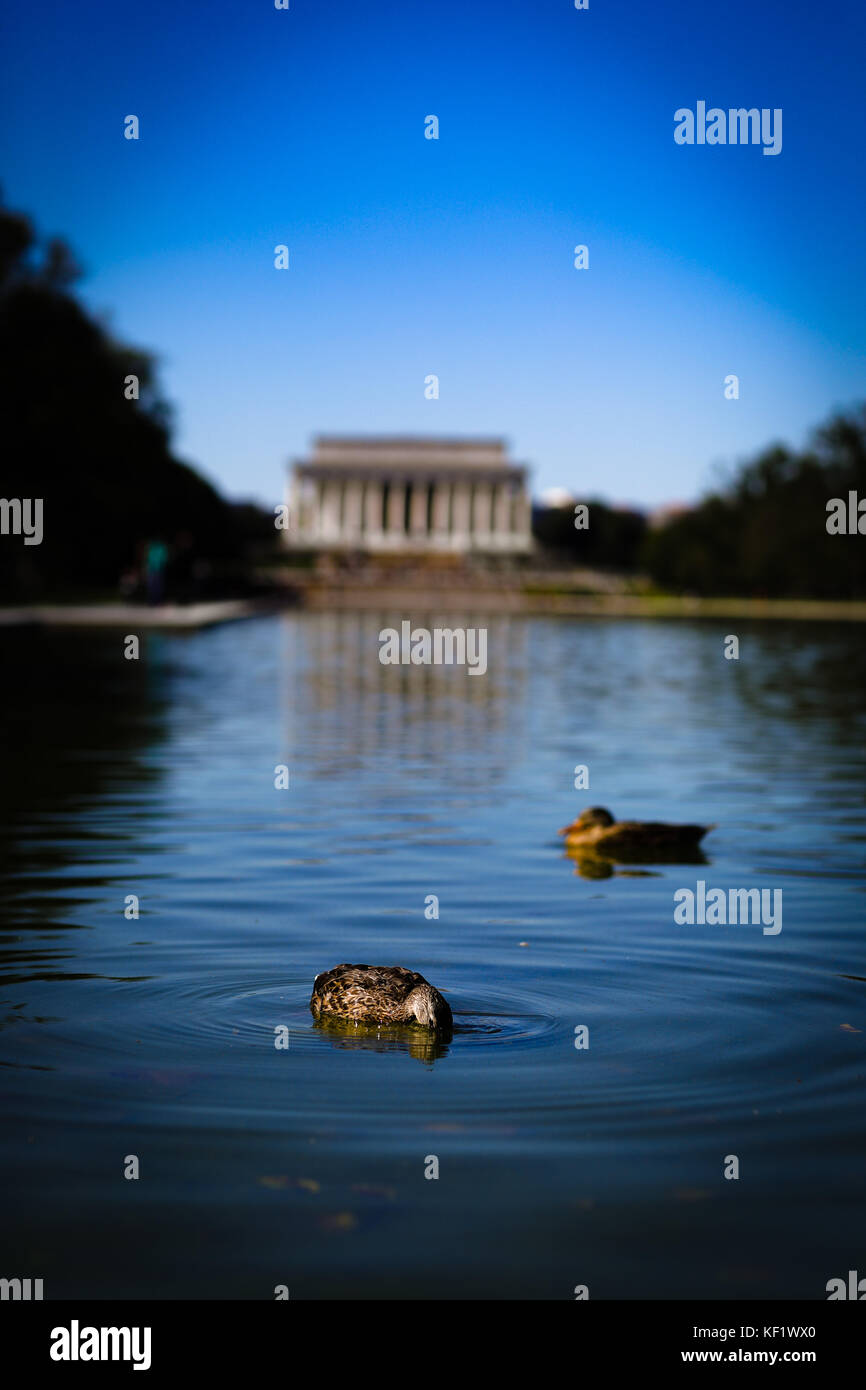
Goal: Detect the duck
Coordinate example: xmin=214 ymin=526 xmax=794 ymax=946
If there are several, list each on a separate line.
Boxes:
xmin=559 ymin=806 xmax=713 ymax=855
xmin=309 ymin=963 xmax=453 ymax=1032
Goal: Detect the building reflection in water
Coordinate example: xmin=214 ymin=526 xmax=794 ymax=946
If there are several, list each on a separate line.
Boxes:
xmin=279 ymin=611 xmax=530 ymax=795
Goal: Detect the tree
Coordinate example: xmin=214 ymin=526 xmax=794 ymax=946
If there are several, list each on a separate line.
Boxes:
xmin=532 ymin=499 xmax=647 ymax=570
xmin=0 ymin=196 xmax=242 ymax=599
xmin=641 ymin=407 xmax=866 ymax=598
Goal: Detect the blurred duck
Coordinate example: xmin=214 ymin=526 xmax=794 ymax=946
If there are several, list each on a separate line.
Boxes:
xmin=310 ymin=963 xmax=453 ymax=1032
xmin=560 ymin=806 xmax=713 ymax=855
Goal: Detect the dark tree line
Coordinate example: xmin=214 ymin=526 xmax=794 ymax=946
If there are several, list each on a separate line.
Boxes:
xmin=532 ymin=407 xmax=866 ymax=599
xmin=532 ymin=500 xmax=647 ymax=571
xmin=642 ymin=408 xmax=866 ymax=598
xmin=0 ymin=198 xmax=270 ymax=601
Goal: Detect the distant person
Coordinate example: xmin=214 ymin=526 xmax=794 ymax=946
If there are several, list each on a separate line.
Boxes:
xmin=144 ymin=538 xmax=169 ymax=605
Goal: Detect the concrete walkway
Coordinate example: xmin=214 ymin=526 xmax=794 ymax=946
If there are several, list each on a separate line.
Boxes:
xmin=0 ymin=599 xmax=278 ymax=629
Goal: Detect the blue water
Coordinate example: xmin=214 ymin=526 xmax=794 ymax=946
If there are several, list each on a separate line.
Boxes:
xmin=1 ymin=613 xmax=864 ymax=1298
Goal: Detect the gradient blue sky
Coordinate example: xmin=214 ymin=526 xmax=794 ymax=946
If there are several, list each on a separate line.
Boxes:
xmin=3 ymin=0 xmax=864 ymax=508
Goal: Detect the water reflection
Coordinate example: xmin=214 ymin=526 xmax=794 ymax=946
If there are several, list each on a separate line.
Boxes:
xmin=281 ymin=611 xmax=529 ymax=788
xmin=1 ymin=614 xmax=865 ymax=1299
xmin=564 ymin=844 xmax=711 ymax=879
xmin=0 ymin=628 xmax=175 ymax=1013
xmin=312 ymin=1013 xmax=452 ymax=1064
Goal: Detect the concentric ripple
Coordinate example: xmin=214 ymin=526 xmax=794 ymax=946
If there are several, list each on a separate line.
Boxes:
xmin=94 ymin=974 xmax=562 ymax=1064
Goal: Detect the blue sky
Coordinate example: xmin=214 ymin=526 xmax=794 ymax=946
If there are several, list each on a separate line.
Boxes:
xmin=3 ymin=0 xmax=864 ymax=507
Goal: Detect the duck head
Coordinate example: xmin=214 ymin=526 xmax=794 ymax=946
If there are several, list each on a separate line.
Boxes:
xmin=573 ymin=807 xmax=616 ymax=829
xmin=404 ymin=984 xmax=453 ymax=1031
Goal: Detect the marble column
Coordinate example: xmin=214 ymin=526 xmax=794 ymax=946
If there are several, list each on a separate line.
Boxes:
xmin=320 ymin=480 xmax=343 ymax=541
xmin=432 ymin=482 xmax=451 ymax=546
xmin=472 ymin=481 xmax=493 ymax=545
xmin=364 ymin=479 xmax=384 ymax=543
xmin=386 ymin=481 xmax=406 ymax=541
xmin=409 ymin=480 xmax=429 ymax=539
xmin=311 ymin=480 xmax=326 ymax=541
xmin=493 ymin=482 xmax=512 ymax=547
xmin=343 ymin=478 xmax=363 ymax=543
xmin=513 ymin=488 xmax=531 ymax=548
xmin=451 ymin=480 xmax=472 ymax=548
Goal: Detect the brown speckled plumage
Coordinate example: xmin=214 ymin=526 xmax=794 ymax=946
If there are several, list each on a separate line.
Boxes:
xmin=560 ymin=806 xmax=713 ymax=854
xmin=310 ymin=964 xmax=453 ymax=1031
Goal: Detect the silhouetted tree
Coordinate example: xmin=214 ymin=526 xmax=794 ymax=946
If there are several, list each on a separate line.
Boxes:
xmin=0 ymin=197 xmax=245 ymax=599
xmin=641 ymin=407 xmax=866 ymax=598
xmin=533 ymin=499 xmax=647 ymax=570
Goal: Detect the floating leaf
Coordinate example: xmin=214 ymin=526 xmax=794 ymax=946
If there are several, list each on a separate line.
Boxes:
xmin=256 ymin=1175 xmax=320 ymax=1192
xmin=351 ymin=1184 xmax=397 ymax=1200
xmin=320 ymin=1211 xmax=358 ymax=1232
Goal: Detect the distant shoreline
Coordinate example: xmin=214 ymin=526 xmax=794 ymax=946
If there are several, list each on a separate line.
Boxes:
xmin=295 ymin=587 xmax=866 ymax=622
xmin=2 ymin=591 xmax=865 ymax=628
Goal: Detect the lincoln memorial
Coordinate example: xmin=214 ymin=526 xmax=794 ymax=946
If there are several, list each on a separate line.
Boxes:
xmin=286 ymin=436 xmax=533 ymax=553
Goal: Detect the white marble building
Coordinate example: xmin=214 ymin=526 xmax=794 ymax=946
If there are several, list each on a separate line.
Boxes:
xmin=286 ymin=437 xmax=532 ymax=553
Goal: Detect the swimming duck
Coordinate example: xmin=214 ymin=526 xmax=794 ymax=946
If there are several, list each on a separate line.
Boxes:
xmin=309 ymin=964 xmax=453 ymax=1031
xmin=560 ymin=806 xmax=713 ymax=854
